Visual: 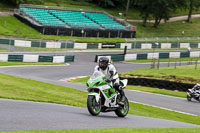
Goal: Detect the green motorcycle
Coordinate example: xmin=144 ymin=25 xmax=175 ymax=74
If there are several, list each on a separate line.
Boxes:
xmin=86 ymin=71 xmax=129 ymax=117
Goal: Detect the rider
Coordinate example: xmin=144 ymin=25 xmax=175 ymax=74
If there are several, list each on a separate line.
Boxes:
xmin=94 ymin=56 xmax=126 ymax=105
xmin=191 ymin=83 xmax=200 ymax=97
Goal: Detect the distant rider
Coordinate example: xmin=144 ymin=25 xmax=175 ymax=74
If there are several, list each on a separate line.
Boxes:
xmin=191 ymin=83 xmax=200 ymax=97
xmin=93 ymin=56 xmax=126 ymax=105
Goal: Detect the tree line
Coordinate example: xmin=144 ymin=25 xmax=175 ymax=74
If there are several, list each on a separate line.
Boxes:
xmin=2 ymin=0 xmax=200 ymax=28
xmin=93 ymin=0 xmax=200 ymax=28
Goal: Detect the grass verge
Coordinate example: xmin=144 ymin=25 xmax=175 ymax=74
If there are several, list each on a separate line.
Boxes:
xmin=0 ymin=62 xmax=64 ymax=66
xmin=131 ymin=18 xmax=200 ymax=38
xmin=70 ymin=76 xmax=89 ymax=84
xmin=126 ymin=85 xmax=186 ymax=98
xmin=0 ymin=73 xmax=200 ymax=125
xmin=0 ymin=16 xmax=125 ymax=43
xmin=120 ymin=64 xmax=200 ymax=84
xmin=1 ymin=128 xmax=200 ymax=133
xmin=0 ymin=48 xmax=8 ymax=52
xmin=2 ymin=16 xmax=200 ymax=41
xmin=0 ymin=73 xmax=87 ymax=107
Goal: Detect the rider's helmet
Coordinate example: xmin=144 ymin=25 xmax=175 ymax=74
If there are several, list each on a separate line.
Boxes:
xmin=99 ymin=57 xmax=109 ymax=70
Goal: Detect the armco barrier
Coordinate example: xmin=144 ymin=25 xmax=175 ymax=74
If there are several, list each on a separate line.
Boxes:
xmin=96 ymin=51 xmax=200 ymax=62
xmin=120 ymin=77 xmax=195 ymax=92
xmin=0 ymin=54 xmax=75 ymax=63
xmin=95 ymin=54 xmax=124 ymax=62
xmin=8 ymin=55 xmax=23 ymax=62
xmin=1 ymin=37 xmax=200 ymax=50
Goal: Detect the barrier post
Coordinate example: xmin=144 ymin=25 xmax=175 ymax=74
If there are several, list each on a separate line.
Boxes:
xmin=8 ymin=37 xmax=12 ymax=52
xmin=39 ymin=39 xmax=42 ymax=52
xmin=124 ymin=46 xmax=127 ymax=55
xmin=43 ymin=27 xmax=45 ymax=34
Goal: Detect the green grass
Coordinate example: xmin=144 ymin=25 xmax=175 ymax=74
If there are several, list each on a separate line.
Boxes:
xmin=0 ymin=73 xmax=200 ymax=125
xmin=1 ymin=4 xmax=200 ymax=41
xmin=127 ymin=57 xmax=200 ymax=63
xmin=126 ymin=85 xmax=186 ymax=98
xmin=1 ymin=11 xmax=200 ymax=41
xmin=173 ymin=8 xmax=200 ymax=17
xmin=1 ymin=0 xmax=200 ymax=40
xmin=1 ymin=128 xmax=200 ymax=133
xmin=70 ymin=76 xmax=90 ymax=84
xmin=2 ymin=16 xmax=200 ymax=41
xmin=0 ymin=48 xmax=8 ymax=52
xmin=0 ymin=62 xmax=64 ymax=66
xmin=132 ymin=18 xmax=200 ymax=38
xmin=120 ymin=64 xmax=200 ymax=84
xmin=129 ymin=102 xmax=200 ymax=125
xmin=0 ymin=73 xmax=87 ymax=107
xmin=0 ymin=16 xmax=125 ymax=43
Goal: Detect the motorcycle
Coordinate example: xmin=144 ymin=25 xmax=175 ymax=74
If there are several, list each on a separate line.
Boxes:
xmin=86 ymin=71 xmax=129 ymax=117
xmin=187 ymin=88 xmax=200 ymax=102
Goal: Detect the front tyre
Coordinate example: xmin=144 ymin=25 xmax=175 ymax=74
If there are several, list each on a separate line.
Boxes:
xmin=115 ymin=97 xmax=129 ymax=117
xmin=87 ymin=95 xmax=101 ymax=116
xmin=187 ymin=94 xmax=192 ymax=101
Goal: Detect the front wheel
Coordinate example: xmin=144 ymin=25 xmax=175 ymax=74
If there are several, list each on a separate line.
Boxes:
xmin=87 ymin=95 xmax=101 ymax=116
xmin=115 ymin=97 xmax=129 ymax=117
xmin=187 ymin=94 xmax=192 ymax=101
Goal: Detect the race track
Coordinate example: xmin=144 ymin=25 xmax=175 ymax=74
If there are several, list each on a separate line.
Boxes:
xmin=0 ymin=51 xmax=200 ymax=131
xmin=0 ymin=99 xmax=200 ymax=131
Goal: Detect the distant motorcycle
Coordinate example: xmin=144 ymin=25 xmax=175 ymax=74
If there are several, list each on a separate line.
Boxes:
xmin=187 ymin=84 xmax=200 ymax=102
xmin=86 ymin=71 xmax=129 ymax=117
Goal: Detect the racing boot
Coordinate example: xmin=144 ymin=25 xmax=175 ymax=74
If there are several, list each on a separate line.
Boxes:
xmin=118 ymin=87 xmax=126 ymax=106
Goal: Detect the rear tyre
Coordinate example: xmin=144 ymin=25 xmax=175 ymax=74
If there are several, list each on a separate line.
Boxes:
xmin=187 ymin=94 xmax=192 ymax=101
xmin=115 ymin=97 xmax=129 ymax=117
xmin=87 ymin=95 xmax=101 ymax=116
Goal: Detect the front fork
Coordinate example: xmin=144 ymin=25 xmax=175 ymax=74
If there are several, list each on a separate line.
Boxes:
xmin=88 ymin=90 xmax=100 ymax=103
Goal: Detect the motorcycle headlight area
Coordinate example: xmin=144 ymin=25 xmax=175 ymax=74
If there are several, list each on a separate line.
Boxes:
xmin=95 ymin=81 xmax=100 ymax=86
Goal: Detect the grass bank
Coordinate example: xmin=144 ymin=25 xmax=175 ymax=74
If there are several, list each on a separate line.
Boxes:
xmin=0 ymin=48 xmax=8 ymax=52
xmin=0 ymin=73 xmax=87 ymax=107
xmin=0 ymin=16 xmax=124 ymax=43
xmin=0 ymin=62 xmax=64 ymax=66
xmin=131 ymin=18 xmax=200 ymax=38
xmin=2 ymin=16 xmax=200 ymax=41
xmin=0 ymin=73 xmax=199 ymax=125
xmin=120 ymin=64 xmax=200 ymax=84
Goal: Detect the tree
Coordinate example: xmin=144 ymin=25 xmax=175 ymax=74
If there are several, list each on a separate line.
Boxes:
xmin=125 ymin=0 xmax=130 ymax=21
xmin=135 ymin=0 xmax=186 ymax=28
xmin=151 ymin=0 xmax=176 ymax=28
xmin=134 ymin=0 xmax=154 ymax=27
xmin=92 ymin=0 xmax=115 ymax=7
xmin=187 ymin=0 xmax=200 ymax=23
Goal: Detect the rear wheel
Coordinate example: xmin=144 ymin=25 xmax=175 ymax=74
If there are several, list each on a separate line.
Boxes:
xmin=87 ymin=95 xmax=101 ymax=116
xmin=115 ymin=97 xmax=129 ymax=117
xmin=187 ymin=94 xmax=192 ymax=101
